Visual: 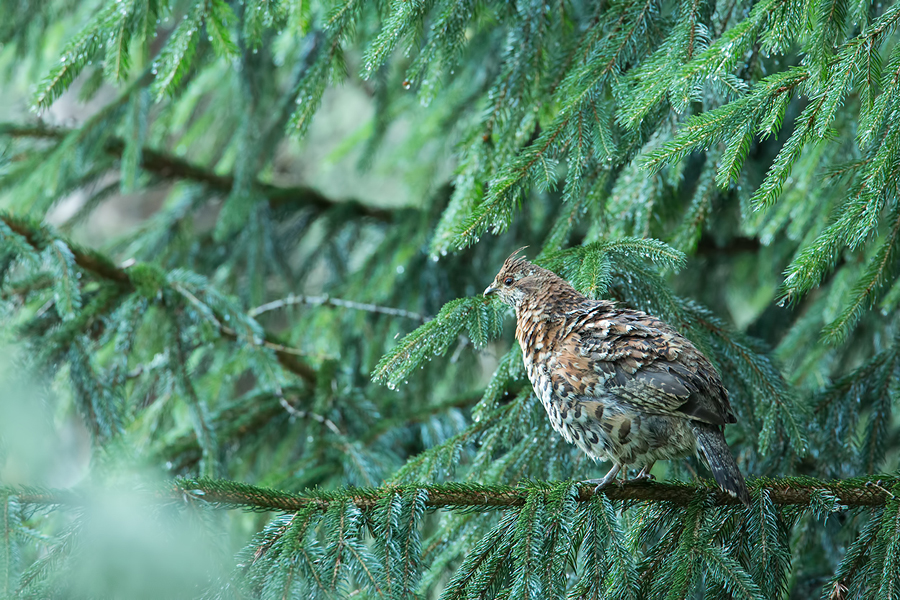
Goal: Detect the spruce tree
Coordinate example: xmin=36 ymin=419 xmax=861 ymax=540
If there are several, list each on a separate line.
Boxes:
xmin=1 ymin=0 xmax=900 ymax=597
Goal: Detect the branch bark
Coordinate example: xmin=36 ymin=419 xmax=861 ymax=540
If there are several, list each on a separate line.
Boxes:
xmin=0 ymin=123 xmax=395 ymax=222
xmin=7 ymin=476 xmax=897 ymax=511
xmin=171 ymin=477 xmax=898 ymax=509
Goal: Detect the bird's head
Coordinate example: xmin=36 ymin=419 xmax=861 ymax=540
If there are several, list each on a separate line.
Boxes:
xmin=483 ymin=249 xmax=554 ymax=308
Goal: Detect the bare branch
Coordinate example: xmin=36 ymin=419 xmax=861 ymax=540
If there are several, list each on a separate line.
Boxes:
xmin=250 ymin=293 xmax=431 ymax=323
xmin=278 ymin=395 xmax=343 ymax=436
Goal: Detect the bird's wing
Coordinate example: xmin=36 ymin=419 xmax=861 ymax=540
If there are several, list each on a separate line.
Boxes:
xmin=549 ymin=309 xmax=734 ymax=425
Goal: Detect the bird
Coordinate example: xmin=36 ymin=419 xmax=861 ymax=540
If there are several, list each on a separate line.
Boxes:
xmin=483 ymin=249 xmax=750 ymax=505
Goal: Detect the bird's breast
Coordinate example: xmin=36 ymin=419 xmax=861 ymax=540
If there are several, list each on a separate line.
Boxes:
xmin=515 ymin=314 xmax=699 ymax=467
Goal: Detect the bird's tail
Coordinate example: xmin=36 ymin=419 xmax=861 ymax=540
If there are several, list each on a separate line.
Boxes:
xmin=691 ymin=423 xmax=750 ymax=506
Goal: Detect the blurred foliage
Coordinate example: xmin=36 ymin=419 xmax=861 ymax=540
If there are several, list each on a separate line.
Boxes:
xmin=1 ymin=0 xmax=900 ymax=597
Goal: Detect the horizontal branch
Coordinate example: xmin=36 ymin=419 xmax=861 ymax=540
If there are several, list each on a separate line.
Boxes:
xmin=3 ymin=212 xmax=130 ymax=285
xmin=0 ymin=213 xmax=317 ymax=383
xmin=0 ymin=123 xmax=395 ymax=222
xmin=7 ymin=476 xmax=898 ymax=512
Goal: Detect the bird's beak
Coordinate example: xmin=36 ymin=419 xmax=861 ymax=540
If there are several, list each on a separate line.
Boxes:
xmin=483 ymin=285 xmax=499 ymax=297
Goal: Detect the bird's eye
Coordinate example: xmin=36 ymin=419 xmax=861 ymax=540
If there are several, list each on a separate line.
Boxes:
xmin=503 ymin=277 xmax=514 ymax=286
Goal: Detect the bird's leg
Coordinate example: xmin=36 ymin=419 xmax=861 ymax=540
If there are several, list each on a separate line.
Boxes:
xmin=633 ymin=462 xmax=656 ymax=481
xmin=586 ymin=464 xmax=622 ymax=494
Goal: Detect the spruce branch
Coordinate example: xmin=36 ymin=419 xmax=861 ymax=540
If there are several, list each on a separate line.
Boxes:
xmin=0 ymin=213 xmax=317 ymax=383
xmin=172 ymin=310 xmax=222 ymax=479
xmin=7 ymin=477 xmax=900 ymax=512
xmin=821 ymin=205 xmax=900 ymax=344
xmin=451 ymin=0 xmax=658 ymax=249
xmin=168 ymin=280 xmax=308 ymax=361
xmin=1 ymin=213 xmax=129 ymax=285
xmin=372 ymin=296 xmax=502 ymax=390
xmin=0 ymin=273 xmax=54 ymax=300
xmin=156 ymin=390 xmax=284 ymax=470
xmin=361 ymin=389 xmax=509 ymax=446
xmin=0 ymin=123 xmax=395 ymax=222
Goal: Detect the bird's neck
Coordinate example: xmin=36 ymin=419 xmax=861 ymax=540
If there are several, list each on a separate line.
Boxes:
xmin=514 ymin=282 xmax=615 ymax=332
xmin=515 ymin=279 xmax=580 ymax=318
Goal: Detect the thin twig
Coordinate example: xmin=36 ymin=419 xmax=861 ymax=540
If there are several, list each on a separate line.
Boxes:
xmin=249 ymin=293 xmax=431 ymax=323
xmin=278 ymin=395 xmax=343 ymax=436
xmin=170 ymin=281 xmax=310 ymax=358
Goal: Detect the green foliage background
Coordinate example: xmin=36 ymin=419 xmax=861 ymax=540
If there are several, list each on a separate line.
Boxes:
xmin=0 ymin=0 xmax=899 ymax=597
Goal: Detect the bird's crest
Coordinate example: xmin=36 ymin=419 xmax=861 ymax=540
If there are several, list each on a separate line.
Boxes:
xmin=503 ymin=246 xmax=530 ymax=270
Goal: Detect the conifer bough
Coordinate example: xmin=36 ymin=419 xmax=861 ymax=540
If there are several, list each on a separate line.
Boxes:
xmin=5 ymin=477 xmax=898 ymax=511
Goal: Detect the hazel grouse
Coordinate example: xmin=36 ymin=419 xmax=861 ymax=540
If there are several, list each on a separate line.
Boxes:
xmin=484 ymin=251 xmax=750 ymax=505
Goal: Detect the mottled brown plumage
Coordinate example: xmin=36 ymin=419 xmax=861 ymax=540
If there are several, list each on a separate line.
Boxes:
xmin=484 ymin=250 xmax=750 ymax=505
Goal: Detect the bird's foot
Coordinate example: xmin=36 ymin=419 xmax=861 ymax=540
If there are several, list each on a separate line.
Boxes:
xmin=586 ymin=464 xmax=623 ymax=494
xmin=631 ymin=465 xmax=655 ymax=482
xmin=585 ymin=478 xmax=619 ymax=494
xmin=587 ymin=467 xmax=653 ymax=492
